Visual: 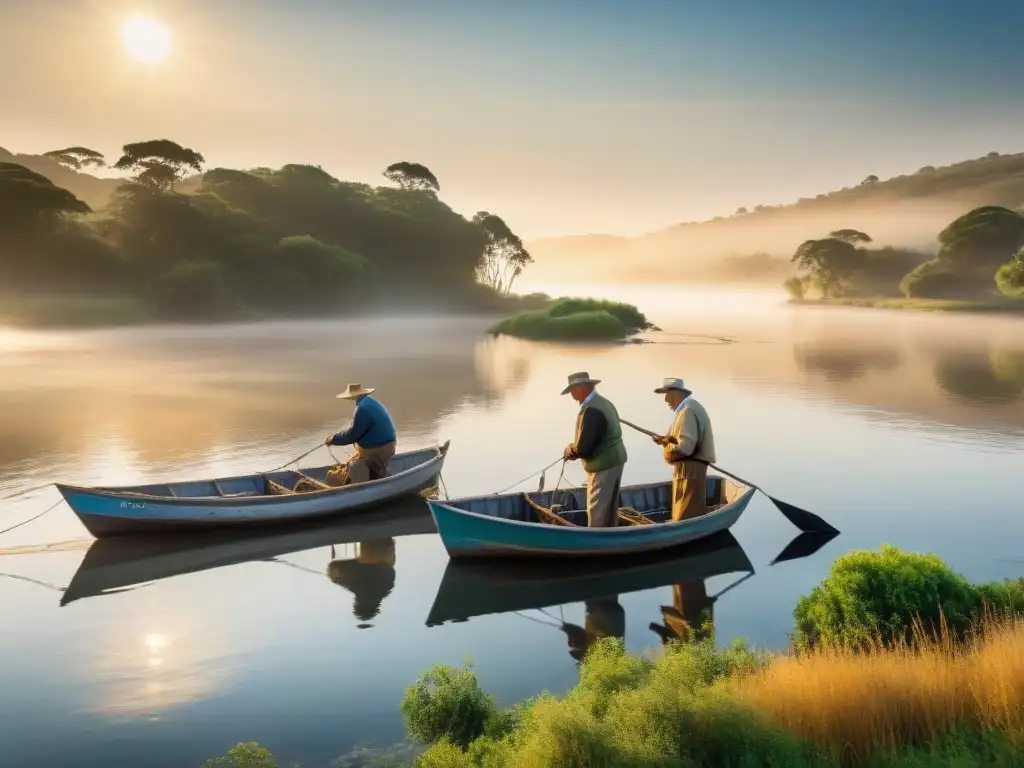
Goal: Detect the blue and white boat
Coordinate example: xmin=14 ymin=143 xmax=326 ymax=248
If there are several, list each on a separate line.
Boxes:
xmin=426 ymin=473 xmax=756 ymax=559
xmin=57 ymin=441 xmax=449 ymax=538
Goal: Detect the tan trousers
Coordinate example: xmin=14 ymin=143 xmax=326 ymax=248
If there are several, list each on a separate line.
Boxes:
xmin=671 ymin=460 xmax=708 ymax=522
xmin=347 ymin=441 xmax=397 ymax=484
xmin=586 ymin=464 xmax=624 ymax=528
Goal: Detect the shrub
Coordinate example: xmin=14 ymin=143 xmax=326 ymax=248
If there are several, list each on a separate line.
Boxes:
xmin=899 ymin=259 xmax=966 ymax=298
xmin=490 ymin=308 xmax=629 ymax=340
xmin=995 ymin=251 xmax=1024 ymax=298
xmin=400 ymin=662 xmax=496 ymax=749
xmin=546 ymin=298 xmax=650 ymax=331
xmin=793 ymin=544 xmax=1024 ymax=650
xmin=783 ymin=276 xmax=807 ymax=300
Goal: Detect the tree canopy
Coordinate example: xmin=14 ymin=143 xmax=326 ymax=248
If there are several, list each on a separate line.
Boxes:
xmin=790 ymin=237 xmax=864 ymax=298
xmin=113 ymin=139 xmax=206 ymax=190
xmin=383 ymin=161 xmax=440 ymax=194
xmin=936 ymin=205 xmax=1024 ymax=269
xmin=42 ymin=147 xmax=106 ymax=171
xmin=473 ymin=212 xmax=533 ymax=296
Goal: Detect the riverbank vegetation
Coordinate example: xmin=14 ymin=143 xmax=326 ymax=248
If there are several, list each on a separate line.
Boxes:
xmin=206 ymin=546 xmax=1024 ymax=767
xmin=488 ymin=298 xmax=655 ymax=341
xmin=784 ymin=208 xmax=1024 ymax=311
xmin=0 ymin=141 xmax=535 ymax=327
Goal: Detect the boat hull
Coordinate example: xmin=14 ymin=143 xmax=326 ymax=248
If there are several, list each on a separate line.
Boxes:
xmin=427 ymin=476 xmax=755 ymax=559
xmin=57 ymin=443 xmax=448 ymax=538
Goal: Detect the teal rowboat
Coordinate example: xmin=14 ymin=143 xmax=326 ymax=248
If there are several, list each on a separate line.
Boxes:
xmin=426 ymin=474 xmax=755 ymax=559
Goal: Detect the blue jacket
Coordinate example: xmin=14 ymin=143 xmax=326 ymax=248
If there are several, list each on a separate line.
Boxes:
xmin=329 ymin=395 xmax=397 ymax=449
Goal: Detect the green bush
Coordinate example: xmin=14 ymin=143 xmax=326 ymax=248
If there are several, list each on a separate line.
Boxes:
xmin=400 ymin=662 xmax=497 ymax=749
xmin=546 ymin=298 xmax=650 ymax=331
xmin=490 ymin=308 xmax=629 ymax=340
xmin=995 ymin=252 xmax=1024 ymax=298
xmin=899 ymin=259 xmax=966 ymax=299
xmin=793 ymin=544 xmax=1024 ymax=650
xmin=783 ymin=276 xmax=807 ymax=300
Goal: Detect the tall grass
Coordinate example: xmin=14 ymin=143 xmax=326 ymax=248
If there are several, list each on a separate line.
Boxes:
xmin=738 ymin=615 xmax=1024 ymax=766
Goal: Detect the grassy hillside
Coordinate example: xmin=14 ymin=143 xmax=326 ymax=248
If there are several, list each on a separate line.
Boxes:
xmin=525 ymin=151 xmax=1024 ymax=285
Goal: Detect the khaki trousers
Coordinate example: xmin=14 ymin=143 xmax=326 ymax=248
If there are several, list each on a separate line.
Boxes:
xmin=671 ymin=460 xmax=708 ymax=522
xmin=586 ymin=464 xmax=624 ymax=528
xmin=347 ymin=441 xmax=397 ymax=484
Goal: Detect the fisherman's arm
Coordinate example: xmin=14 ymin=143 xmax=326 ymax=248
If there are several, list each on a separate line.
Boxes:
xmin=565 ymin=408 xmax=606 ymax=460
xmin=665 ymin=409 xmax=699 ymax=461
xmin=327 ymin=407 xmax=371 ymax=446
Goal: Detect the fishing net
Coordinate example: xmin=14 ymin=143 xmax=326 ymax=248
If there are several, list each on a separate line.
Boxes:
xmin=263 ymin=464 xmax=351 ymax=495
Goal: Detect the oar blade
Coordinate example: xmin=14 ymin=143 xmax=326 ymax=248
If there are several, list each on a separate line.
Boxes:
xmin=768 ymin=496 xmax=840 ymax=535
xmin=770 ymin=531 xmax=840 ymax=565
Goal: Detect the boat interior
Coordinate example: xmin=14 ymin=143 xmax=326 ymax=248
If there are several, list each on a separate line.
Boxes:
xmin=101 ymin=446 xmax=442 ymax=500
xmin=448 ymin=476 xmax=745 ymax=527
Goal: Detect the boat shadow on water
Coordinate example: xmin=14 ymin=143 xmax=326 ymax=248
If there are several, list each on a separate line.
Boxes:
xmin=59 ymin=493 xmax=439 ymax=607
xmin=425 ymin=530 xmax=839 ymax=660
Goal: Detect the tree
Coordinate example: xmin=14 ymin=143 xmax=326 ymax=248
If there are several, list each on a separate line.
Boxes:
xmin=862 ymin=175 xmax=879 ymax=185
xmin=899 ymin=259 xmax=963 ymax=299
xmin=113 ymin=139 xmax=205 ymax=190
xmin=43 ymin=146 xmax=106 ymax=171
xmin=790 ymin=237 xmax=863 ymax=298
xmin=782 ymin=276 xmax=807 ymax=301
xmin=0 ymin=162 xmax=90 ymax=233
xmin=828 ymin=229 xmax=872 ymax=245
xmin=936 ymin=205 xmax=1024 ymax=270
xmin=995 ymin=249 xmax=1024 ymax=298
xmin=734 ymin=206 xmax=748 ymax=216
xmin=382 ymin=162 xmax=440 ymax=194
xmin=473 ymin=212 xmax=532 ymax=296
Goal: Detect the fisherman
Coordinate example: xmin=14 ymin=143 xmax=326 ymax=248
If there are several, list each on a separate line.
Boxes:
xmin=326 ymin=383 xmax=398 ymax=483
xmin=652 ymin=377 xmax=717 ymax=521
xmin=561 ymin=371 xmax=628 ymax=528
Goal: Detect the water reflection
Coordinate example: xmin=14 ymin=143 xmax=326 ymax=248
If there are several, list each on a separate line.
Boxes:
xmin=793 ymin=342 xmax=902 ymax=382
xmin=60 ymin=496 xmax=436 ymax=607
xmin=327 ymin=538 xmax=397 ymax=627
xmin=933 ymin=347 xmax=1024 ymax=405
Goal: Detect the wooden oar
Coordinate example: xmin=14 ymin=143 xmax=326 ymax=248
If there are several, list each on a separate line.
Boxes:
xmin=619 ymin=418 xmax=840 ymax=535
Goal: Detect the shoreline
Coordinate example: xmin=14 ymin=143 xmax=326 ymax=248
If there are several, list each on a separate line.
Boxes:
xmin=788 ymin=296 xmax=1024 ymax=314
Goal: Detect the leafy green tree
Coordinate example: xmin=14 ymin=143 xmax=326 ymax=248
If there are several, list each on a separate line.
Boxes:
xmin=42 ymin=147 xmax=105 ymax=171
xmin=782 ymin=276 xmax=807 ymax=301
xmin=790 ymin=237 xmax=863 ymax=298
xmin=936 ymin=205 xmax=1024 ymax=270
xmin=0 ymin=162 xmax=91 ymax=233
xmin=472 ymin=212 xmax=532 ymax=295
xmin=995 ymin=249 xmax=1024 ymax=298
xmin=383 ymin=161 xmax=440 ymax=194
xmin=113 ymin=139 xmax=205 ymax=190
xmin=899 ymin=259 xmax=963 ymax=298
xmin=862 ymin=174 xmax=879 ymax=185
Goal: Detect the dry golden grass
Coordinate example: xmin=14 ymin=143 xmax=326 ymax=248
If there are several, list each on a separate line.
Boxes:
xmin=735 ymin=615 xmax=1024 ymax=765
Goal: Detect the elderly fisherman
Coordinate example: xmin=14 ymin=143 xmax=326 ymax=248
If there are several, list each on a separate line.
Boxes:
xmin=326 ymin=383 xmax=398 ymax=483
xmin=652 ymin=377 xmax=717 ymax=521
xmin=561 ymin=371 xmax=628 ymax=528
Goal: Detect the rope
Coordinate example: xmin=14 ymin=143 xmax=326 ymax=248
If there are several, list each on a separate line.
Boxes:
xmin=492 ymin=457 xmax=564 ymax=496
xmin=0 ymin=498 xmax=65 ymax=538
xmin=0 ymin=481 xmax=57 ymax=503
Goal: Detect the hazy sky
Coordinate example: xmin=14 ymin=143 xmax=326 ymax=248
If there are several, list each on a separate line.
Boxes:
xmin=2 ymin=0 xmax=1023 ymax=238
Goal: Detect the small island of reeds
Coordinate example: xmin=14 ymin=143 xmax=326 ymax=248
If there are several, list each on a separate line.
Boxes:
xmin=488 ymin=297 xmax=657 ymax=341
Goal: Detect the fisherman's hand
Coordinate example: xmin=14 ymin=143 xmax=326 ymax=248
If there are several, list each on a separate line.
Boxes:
xmin=652 ymin=435 xmax=667 ymax=447
xmin=563 ymin=444 xmax=577 ymax=461
xmin=662 ymin=444 xmax=680 ymax=463
xmin=325 ymin=434 xmax=335 ymax=446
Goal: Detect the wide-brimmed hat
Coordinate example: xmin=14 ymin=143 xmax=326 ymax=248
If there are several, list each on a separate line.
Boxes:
xmin=654 ymin=377 xmax=689 ymax=394
xmin=561 ymin=371 xmax=601 ymax=395
xmin=336 ymin=383 xmax=376 ymax=400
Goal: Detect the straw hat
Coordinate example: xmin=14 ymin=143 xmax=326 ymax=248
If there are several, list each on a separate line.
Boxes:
xmin=560 ymin=371 xmax=601 ymax=395
xmin=336 ymin=383 xmax=376 ymax=400
xmin=653 ymin=377 xmax=689 ymax=394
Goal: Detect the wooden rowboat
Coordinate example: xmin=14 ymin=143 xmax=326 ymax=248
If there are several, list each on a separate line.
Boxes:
xmin=57 ymin=441 xmax=449 ymax=538
xmin=61 ymin=495 xmax=438 ymax=606
xmin=426 ymin=473 xmax=755 ymax=559
xmin=426 ymin=530 xmax=753 ymax=626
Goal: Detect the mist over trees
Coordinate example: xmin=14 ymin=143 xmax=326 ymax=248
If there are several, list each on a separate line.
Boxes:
xmin=0 ymin=139 xmax=532 ymax=322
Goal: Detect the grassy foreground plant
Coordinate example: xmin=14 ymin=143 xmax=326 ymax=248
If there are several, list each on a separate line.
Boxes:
xmin=488 ymin=297 xmax=653 ymax=341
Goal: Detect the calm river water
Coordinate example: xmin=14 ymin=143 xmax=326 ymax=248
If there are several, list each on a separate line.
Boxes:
xmin=1 ymin=285 xmax=1022 ymax=767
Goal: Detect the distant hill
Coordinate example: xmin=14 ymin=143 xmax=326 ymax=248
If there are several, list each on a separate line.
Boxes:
xmin=524 ymin=151 xmax=1024 ymax=285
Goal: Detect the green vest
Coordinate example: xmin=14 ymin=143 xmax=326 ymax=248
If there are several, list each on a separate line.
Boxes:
xmin=576 ymin=392 xmax=628 ymax=473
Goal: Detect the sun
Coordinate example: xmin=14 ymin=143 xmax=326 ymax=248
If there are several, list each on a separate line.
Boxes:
xmin=121 ymin=14 xmax=171 ymax=63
